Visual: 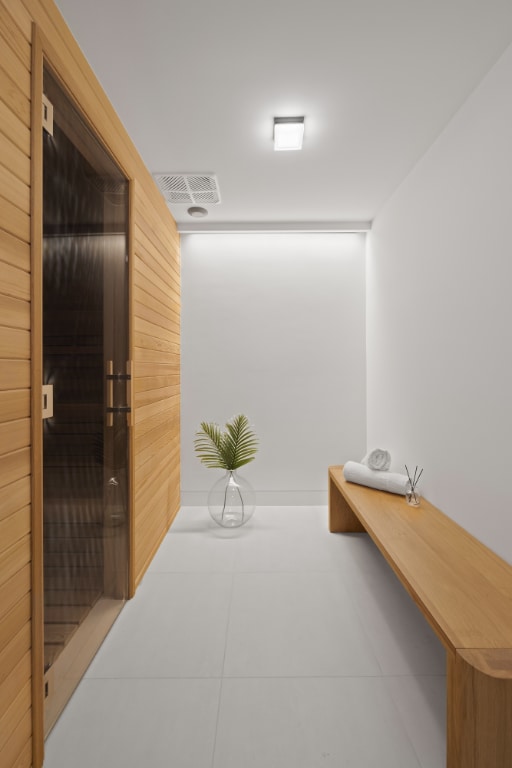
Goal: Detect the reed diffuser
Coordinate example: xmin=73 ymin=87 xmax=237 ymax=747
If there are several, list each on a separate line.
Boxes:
xmin=405 ymin=465 xmax=423 ymax=507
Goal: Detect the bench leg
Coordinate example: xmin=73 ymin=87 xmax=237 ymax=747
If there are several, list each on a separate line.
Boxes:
xmin=328 ymin=475 xmax=366 ymax=533
xmin=447 ymin=648 xmax=512 ymax=767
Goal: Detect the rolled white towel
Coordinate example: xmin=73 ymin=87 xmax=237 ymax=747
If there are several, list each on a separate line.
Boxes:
xmin=362 ymin=448 xmax=391 ymax=471
xmin=343 ymin=461 xmax=409 ymax=495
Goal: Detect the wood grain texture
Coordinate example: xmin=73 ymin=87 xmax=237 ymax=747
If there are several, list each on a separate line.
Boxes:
xmin=0 ymin=680 xmax=31 ymax=755
xmin=0 ymin=194 xmax=30 ymax=242
xmin=0 ymin=295 xmax=30 ymax=330
xmin=0 ymin=592 xmax=30 ymax=654
xmin=0 ymin=535 xmax=31 ymax=588
xmin=0 ymin=99 xmax=31 ymax=156
xmin=0 ymin=477 xmax=30 ymax=524
xmin=0 ymin=506 xmax=31 ymax=553
xmin=329 ymin=465 xmax=512 ymax=768
xmin=0 ymin=651 xmax=31 ymax=720
xmin=0 ymin=229 xmax=31 ymax=270
xmin=447 ymin=649 xmax=512 ymax=767
xmin=0 ymin=419 xmax=30 ymax=455
xmin=0 ymin=0 xmax=31 ymax=66
xmin=328 ymin=471 xmax=365 ymax=533
xmin=0 ymin=621 xmax=31 ymax=688
xmin=30 ymin=23 xmax=45 ymax=768
xmin=11 ymin=741 xmax=32 ymax=768
xmin=0 ymin=326 xmax=30 ymax=358
xmin=0 ymin=132 xmax=31 ymax=185
xmin=0 ymin=261 xmax=31 ymax=302
xmin=0 ymin=164 xmax=30 ymax=212
xmin=0 ymin=390 xmax=30 ymax=423
xmin=132 ymin=179 xmax=180 ymax=588
xmin=1 ymin=0 xmax=32 ymax=40
xmin=1 ymin=708 xmax=31 ymax=768
xmin=0 ymin=65 xmax=31 ymax=126
xmin=0 ymin=565 xmax=30 ymax=633
xmin=0 ymin=446 xmax=30 ymax=488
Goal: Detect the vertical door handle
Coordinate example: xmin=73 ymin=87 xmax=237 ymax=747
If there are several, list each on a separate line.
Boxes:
xmin=106 ymin=361 xmax=114 ymax=427
xmin=106 ymin=361 xmax=132 ymax=426
xmin=126 ymin=360 xmax=132 ymax=427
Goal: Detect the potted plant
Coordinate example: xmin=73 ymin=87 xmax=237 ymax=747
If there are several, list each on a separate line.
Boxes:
xmin=194 ymin=413 xmax=258 ymax=527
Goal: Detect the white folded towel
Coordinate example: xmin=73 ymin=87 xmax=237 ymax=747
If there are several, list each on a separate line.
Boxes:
xmin=362 ymin=448 xmax=391 ymax=471
xmin=343 ymin=461 xmax=409 ymax=495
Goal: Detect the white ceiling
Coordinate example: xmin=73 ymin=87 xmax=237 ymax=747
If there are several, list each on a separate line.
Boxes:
xmin=55 ymin=0 xmax=512 ymax=231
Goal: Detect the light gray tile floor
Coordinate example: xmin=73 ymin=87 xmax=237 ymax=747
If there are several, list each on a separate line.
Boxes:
xmin=44 ymin=505 xmax=446 ymax=768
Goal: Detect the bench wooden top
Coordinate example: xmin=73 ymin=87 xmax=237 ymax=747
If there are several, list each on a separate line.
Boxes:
xmin=329 ymin=465 xmax=512 ymax=654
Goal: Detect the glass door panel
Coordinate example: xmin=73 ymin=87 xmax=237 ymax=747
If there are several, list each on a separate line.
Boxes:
xmin=42 ymin=67 xmax=130 ymax=733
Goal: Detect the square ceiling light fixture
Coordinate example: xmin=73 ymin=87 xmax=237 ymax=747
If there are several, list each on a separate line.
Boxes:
xmin=273 ymin=116 xmax=305 ymax=151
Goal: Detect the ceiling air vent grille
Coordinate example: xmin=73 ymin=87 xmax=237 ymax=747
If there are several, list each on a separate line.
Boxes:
xmin=153 ymin=173 xmax=221 ymax=205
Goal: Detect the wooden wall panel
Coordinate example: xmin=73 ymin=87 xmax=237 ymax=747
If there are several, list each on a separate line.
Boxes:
xmin=0 ymin=564 xmax=31 ymax=624
xmin=0 ymin=165 xmax=30 ymax=212
xmin=0 ymin=64 xmax=31 ymax=125
xmin=0 ymin=680 xmax=32 ymax=755
xmin=0 ymin=2 xmax=34 ymax=766
xmin=0 ymin=1 xmax=181 ymax=766
xmin=0 ymin=294 xmax=31 ymax=330
xmin=0 ymin=651 xmax=32 ymax=760
xmin=0 ymin=229 xmax=31 ymax=270
xmin=132 ymin=181 xmax=180 ymax=586
xmin=0 ymin=390 xmax=30 ymax=422
xmin=1 ymin=262 xmax=31 ymax=301
xmin=0 ymin=101 xmax=31 ymax=155
xmin=0 ymin=133 xmax=31 ymax=186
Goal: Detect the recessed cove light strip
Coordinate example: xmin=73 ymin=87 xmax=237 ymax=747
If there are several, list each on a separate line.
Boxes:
xmin=177 ymin=221 xmax=372 ymax=234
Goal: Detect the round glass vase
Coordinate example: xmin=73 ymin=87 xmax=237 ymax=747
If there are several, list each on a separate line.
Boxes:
xmin=208 ymin=470 xmax=255 ymax=528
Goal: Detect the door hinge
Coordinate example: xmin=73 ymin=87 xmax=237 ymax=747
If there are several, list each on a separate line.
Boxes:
xmin=42 ymin=384 xmax=53 ymax=419
xmin=42 ymin=94 xmax=54 ymax=136
xmin=44 ymin=668 xmax=54 ymax=699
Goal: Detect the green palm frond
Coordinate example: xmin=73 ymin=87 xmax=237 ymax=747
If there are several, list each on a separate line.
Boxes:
xmin=224 ymin=414 xmax=259 ymax=468
xmin=194 ymin=421 xmax=226 ymax=469
xmin=194 ymin=414 xmax=258 ymax=470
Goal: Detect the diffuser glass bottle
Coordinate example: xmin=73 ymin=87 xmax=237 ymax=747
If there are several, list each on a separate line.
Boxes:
xmin=405 ymin=465 xmax=423 ymax=507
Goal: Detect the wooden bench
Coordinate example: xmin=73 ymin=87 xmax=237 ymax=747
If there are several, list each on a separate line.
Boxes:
xmin=329 ymin=465 xmax=512 ymax=768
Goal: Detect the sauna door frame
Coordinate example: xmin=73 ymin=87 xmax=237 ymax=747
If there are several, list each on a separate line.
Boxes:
xmin=30 ymin=24 xmax=135 ymax=768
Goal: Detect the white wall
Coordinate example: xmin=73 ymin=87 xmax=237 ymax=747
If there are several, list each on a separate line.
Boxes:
xmin=181 ymin=232 xmax=366 ymax=505
xmin=367 ymin=44 xmax=512 ymax=562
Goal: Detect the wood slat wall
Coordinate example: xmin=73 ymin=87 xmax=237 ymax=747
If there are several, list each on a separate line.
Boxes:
xmin=0 ymin=1 xmax=181 ymax=766
xmin=133 ymin=181 xmax=181 ymax=584
xmin=0 ymin=2 xmax=33 ymax=763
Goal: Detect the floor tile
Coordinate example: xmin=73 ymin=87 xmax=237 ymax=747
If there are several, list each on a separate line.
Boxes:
xmin=344 ymin=555 xmax=446 ymax=675
xmin=148 ymin=509 xmax=237 ymax=574
xmin=385 ymin=675 xmax=446 ymax=768
xmin=232 ymin=507 xmax=337 ymax=573
xmin=327 ymin=530 xmax=391 ymax=574
xmin=44 ymin=678 xmax=220 ymax=768
xmin=213 ymin=677 xmax=422 ymax=768
xmin=249 ymin=505 xmax=329 ymax=530
xmin=85 ymin=572 xmax=232 ymax=678
xmin=223 ymin=571 xmax=381 ymax=677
